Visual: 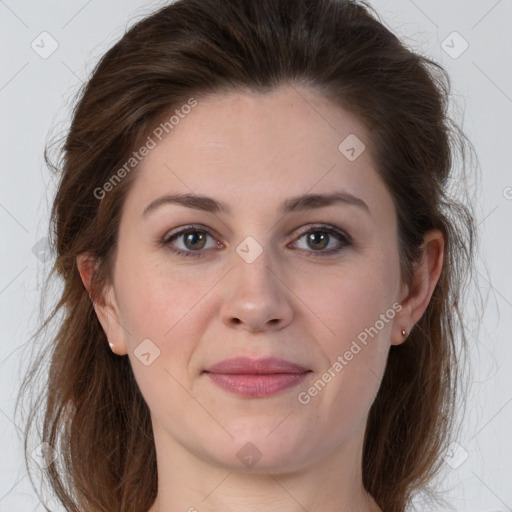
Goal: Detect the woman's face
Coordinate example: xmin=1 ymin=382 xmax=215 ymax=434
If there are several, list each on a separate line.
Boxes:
xmin=98 ymin=85 xmax=408 ymax=473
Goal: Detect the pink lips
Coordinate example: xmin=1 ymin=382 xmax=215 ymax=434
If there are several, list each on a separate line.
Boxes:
xmin=203 ymin=356 xmax=312 ymax=398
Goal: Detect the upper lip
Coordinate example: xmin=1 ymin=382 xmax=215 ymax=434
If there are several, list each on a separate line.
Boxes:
xmin=203 ymin=356 xmax=311 ymax=375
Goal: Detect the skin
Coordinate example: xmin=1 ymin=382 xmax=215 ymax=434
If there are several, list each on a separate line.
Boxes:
xmin=78 ymin=84 xmax=444 ymax=512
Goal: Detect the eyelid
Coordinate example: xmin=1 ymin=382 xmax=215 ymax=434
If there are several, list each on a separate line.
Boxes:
xmin=292 ymin=223 xmax=352 ymax=243
xmin=163 ymin=223 xmax=350 ymax=242
xmin=163 ymin=223 xmax=220 ymax=242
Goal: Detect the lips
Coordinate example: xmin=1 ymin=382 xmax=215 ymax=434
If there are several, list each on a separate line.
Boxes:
xmin=203 ymin=356 xmax=310 ymax=375
xmin=202 ymin=356 xmax=312 ymax=398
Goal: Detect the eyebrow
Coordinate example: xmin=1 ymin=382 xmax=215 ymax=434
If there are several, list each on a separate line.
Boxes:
xmin=141 ymin=190 xmax=370 ymax=219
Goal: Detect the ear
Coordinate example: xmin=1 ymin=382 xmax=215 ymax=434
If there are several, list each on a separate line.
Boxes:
xmin=77 ymin=253 xmax=128 ymax=355
xmin=392 ymin=228 xmax=445 ymax=346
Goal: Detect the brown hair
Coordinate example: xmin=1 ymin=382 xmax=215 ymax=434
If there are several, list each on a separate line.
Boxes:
xmin=16 ymin=1 xmax=481 ymax=511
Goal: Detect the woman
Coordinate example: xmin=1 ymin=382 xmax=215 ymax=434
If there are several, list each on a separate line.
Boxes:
xmin=16 ymin=0 xmax=479 ymax=511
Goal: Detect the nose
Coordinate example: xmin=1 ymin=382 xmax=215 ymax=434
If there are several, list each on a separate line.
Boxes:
xmin=219 ymin=245 xmax=294 ymax=333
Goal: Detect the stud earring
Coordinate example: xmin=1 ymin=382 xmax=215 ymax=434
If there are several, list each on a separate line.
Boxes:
xmin=401 ymin=329 xmax=408 ymax=337
xmin=109 ymin=342 xmax=115 ymax=351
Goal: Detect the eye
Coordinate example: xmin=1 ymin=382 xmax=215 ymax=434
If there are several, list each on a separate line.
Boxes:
xmin=290 ymin=225 xmax=352 ymax=257
xmin=161 ymin=223 xmax=352 ymax=259
xmin=162 ymin=225 xmax=222 ymax=258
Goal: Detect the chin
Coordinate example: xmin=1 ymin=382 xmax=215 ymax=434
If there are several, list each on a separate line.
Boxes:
xmin=202 ymin=426 xmax=313 ymax=473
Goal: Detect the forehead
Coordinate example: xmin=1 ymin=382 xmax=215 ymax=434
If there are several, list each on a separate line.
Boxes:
xmin=125 ymin=85 xmax=394 ymax=223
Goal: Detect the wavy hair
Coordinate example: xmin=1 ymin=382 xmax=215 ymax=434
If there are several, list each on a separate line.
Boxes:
xmin=16 ymin=1 xmax=481 ymax=511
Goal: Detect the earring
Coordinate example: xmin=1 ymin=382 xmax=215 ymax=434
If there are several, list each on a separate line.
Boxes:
xmin=108 ymin=342 xmax=115 ymax=351
xmin=401 ymin=329 xmax=408 ymax=337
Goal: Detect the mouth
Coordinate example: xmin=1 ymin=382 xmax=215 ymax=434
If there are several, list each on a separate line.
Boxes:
xmin=202 ymin=356 xmax=312 ymax=398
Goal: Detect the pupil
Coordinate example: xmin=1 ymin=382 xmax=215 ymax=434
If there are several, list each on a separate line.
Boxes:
xmin=185 ymin=231 xmax=205 ymax=250
xmin=308 ymin=232 xmax=328 ymax=250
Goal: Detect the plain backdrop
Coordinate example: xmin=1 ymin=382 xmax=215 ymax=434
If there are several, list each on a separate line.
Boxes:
xmin=0 ymin=1 xmax=510 ymax=511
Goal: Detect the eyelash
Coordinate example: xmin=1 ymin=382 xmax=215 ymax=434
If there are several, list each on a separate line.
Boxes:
xmin=161 ymin=223 xmax=352 ymax=259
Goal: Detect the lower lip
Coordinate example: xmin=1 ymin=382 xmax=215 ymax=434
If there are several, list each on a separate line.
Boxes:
xmin=205 ymin=372 xmax=311 ymax=398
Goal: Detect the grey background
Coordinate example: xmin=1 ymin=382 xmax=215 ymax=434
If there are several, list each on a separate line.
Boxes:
xmin=0 ymin=1 xmax=510 ymax=511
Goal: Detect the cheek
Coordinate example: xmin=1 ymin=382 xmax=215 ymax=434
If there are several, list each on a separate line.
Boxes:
xmin=113 ymin=254 xmax=212 ymax=413
xmin=315 ymin=284 xmax=393 ymax=395
xmin=115 ymin=245 xmax=201 ymax=334
xmin=114 ymin=248 xmax=224 ymax=379
xmin=299 ymin=259 xmax=398 ymax=346
xmin=295 ymin=257 xmax=398 ymax=411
